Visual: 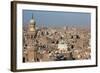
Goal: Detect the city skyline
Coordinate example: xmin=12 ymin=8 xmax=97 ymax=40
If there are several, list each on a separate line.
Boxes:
xmin=23 ymin=10 xmax=91 ymax=28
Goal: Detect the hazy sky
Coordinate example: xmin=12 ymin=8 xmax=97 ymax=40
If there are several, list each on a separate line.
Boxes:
xmin=23 ymin=10 xmax=91 ymax=27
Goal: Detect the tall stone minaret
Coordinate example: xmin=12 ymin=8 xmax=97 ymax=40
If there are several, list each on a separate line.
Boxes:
xmin=23 ymin=14 xmax=38 ymax=62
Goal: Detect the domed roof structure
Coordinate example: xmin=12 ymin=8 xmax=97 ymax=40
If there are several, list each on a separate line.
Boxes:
xmin=28 ymin=14 xmax=36 ymax=32
xmin=29 ymin=19 xmax=35 ymax=24
xmin=29 ymin=14 xmax=36 ymax=25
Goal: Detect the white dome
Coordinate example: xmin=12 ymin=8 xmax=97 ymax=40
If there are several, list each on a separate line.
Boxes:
xmin=30 ymin=19 xmax=35 ymax=24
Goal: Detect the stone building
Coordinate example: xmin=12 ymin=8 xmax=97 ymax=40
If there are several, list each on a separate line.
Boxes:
xmin=23 ymin=15 xmax=38 ymax=62
xmin=57 ymin=39 xmax=68 ymax=52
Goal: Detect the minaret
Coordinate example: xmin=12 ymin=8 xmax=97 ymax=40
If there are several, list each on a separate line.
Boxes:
xmin=28 ymin=14 xmax=36 ymax=32
xmin=24 ymin=14 xmax=38 ymax=62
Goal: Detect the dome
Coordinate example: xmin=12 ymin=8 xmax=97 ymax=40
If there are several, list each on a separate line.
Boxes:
xmin=29 ymin=14 xmax=36 ymax=25
xmin=29 ymin=19 xmax=35 ymax=24
xmin=28 ymin=14 xmax=36 ymax=32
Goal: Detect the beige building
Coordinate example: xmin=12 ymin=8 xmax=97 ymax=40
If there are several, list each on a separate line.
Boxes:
xmin=23 ymin=15 xmax=38 ymax=62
